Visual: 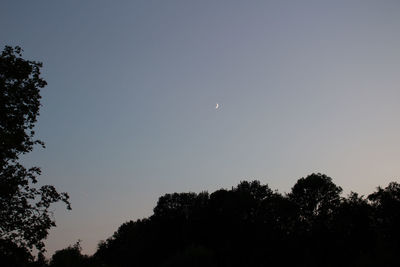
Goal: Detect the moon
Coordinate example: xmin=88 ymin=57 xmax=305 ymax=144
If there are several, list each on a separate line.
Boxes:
xmin=215 ymin=103 xmax=219 ymax=109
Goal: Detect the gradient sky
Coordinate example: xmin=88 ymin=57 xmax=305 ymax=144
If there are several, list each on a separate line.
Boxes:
xmin=2 ymin=0 xmax=400 ymax=256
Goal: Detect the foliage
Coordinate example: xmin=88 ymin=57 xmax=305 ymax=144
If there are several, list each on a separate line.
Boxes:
xmin=289 ymin=173 xmax=342 ymax=221
xmin=0 ymin=46 xmax=70 ymax=256
xmin=49 ymin=241 xmax=92 ymax=267
xmin=0 ymin=238 xmax=33 ymax=267
xmin=90 ymin=174 xmax=400 ymax=267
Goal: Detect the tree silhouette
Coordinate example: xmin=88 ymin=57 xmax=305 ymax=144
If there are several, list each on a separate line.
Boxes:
xmin=329 ymin=192 xmax=374 ymax=266
xmin=289 ymin=173 xmax=342 ymax=221
xmin=367 ymin=182 xmax=400 ymax=265
xmin=49 ymin=241 xmax=91 ymax=267
xmin=0 ymin=46 xmax=70 ymax=260
xmin=91 ymin=175 xmax=400 ymax=267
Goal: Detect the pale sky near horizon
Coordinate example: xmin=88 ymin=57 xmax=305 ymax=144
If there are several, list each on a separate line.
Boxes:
xmin=1 ymin=0 xmax=400 ymax=256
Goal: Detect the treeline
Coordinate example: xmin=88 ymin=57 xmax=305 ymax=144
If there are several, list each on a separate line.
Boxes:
xmin=10 ymin=173 xmax=400 ymax=266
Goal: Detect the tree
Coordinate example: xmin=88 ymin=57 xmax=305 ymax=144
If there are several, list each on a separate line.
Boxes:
xmin=50 ymin=241 xmax=89 ymax=267
xmin=368 ymin=182 xmax=400 ymax=263
xmin=92 ymin=176 xmax=400 ymax=267
xmin=329 ymin=192 xmax=375 ymax=266
xmin=289 ymin=173 xmax=342 ymax=222
xmin=0 ymin=46 xmax=70 ymax=254
xmin=288 ymin=174 xmax=343 ymax=266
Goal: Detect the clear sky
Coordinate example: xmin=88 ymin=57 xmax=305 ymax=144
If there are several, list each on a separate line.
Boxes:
xmin=1 ymin=0 xmax=400 ymax=256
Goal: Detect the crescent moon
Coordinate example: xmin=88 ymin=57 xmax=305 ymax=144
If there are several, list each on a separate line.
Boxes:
xmin=215 ymin=103 xmax=219 ymax=109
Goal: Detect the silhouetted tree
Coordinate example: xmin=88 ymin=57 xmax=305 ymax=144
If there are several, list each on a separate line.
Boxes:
xmin=367 ymin=182 xmax=400 ymax=265
xmin=328 ymin=192 xmax=375 ymax=266
xmin=289 ymin=173 xmax=342 ymax=224
xmin=0 ymin=239 xmax=33 ymax=267
xmin=0 ymin=46 xmax=70 ymax=260
xmin=92 ymin=175 xmax=400 ymax=267
xmin=287 ymin=173 xmax=343 ymax=266
xmin=368 ymin=182 xmax=400 ymax=236
xmin=49 ymin=241 xmax=90 ymax=267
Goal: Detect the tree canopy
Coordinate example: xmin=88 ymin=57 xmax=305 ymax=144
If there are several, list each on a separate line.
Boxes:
xmin=87 ymin=174 xmax=400 ymax=267
xmin=0 ymin=46 xmax=70 ymax=261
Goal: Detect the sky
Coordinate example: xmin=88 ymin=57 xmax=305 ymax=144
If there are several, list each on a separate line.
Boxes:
xmin=1 ymin=0 xmax=400 ymax=256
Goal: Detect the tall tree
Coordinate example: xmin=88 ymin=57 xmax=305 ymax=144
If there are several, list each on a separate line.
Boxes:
xmin=0 ymin=46 xmax=70 ymax=254
xmin=289 ymin=173 xmax=342 ymax=222
xmin=49 ymin=241 xmax=89 ymax=267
